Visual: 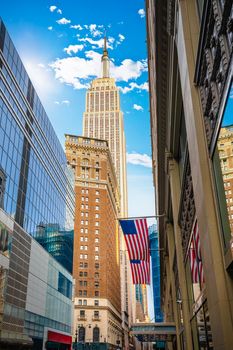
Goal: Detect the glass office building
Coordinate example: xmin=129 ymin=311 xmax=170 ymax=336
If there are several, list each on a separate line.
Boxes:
xmin=0 ymin=18 xmax=75 ymax=235
xmin=149 ymin=224 xmax=163 ymax=322
xmin=35 ymin=224 xmax=74 ymax=274
xmin=0 ymin=18 xmax=75 ymax=349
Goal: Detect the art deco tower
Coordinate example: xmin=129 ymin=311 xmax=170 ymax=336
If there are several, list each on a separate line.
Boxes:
xmin=83 ymin=38 xmax=127 ymax=216
xmin=82 ymin=39 xmax=134 ymax=348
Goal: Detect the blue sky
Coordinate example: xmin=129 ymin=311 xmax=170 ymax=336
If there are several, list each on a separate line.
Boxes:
xmin=1 ymin=0 xmax=155 ymax=218
xmin=1 ymin=0 xmax=155 ymax=316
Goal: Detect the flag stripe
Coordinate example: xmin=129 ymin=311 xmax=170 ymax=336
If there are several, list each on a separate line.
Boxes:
xmin=120 ymin=218 xmax=150 ymax=261
xmin=130 ymin=260 xmax=150 ymax=284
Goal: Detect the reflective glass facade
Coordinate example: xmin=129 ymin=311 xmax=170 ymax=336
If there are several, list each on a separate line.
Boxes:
xmin=149 ymin=224 xmax=163 ymax=322
xmin=0 ymin=18 xmax=74 ymax=236
xmin=35 ymin=224 xmax=74 ymax=274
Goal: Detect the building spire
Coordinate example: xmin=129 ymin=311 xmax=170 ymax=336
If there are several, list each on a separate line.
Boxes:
xmin=101 ymin=35 xmax=110 ymax=78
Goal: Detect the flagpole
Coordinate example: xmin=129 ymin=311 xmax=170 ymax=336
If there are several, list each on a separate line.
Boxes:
xmin=118 ymin=213 xmax=165 ymax=220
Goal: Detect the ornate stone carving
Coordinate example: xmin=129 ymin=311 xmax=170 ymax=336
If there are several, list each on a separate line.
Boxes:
xmin=195 ymin=0 xmax=233 ymax=148
xmin=178 ymin=157 xmax=196 ymax=256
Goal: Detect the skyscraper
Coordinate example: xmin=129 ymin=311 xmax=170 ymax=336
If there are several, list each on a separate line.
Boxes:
xmin=65 ymin=135 xmax=122 ymax=349
xmin=82 ymin=39 xmax=133 ymax=347
xmin=82 ymin=38 xmax=127 ymax=216
xmin=0 ymin=18 xmax=74 ymax=348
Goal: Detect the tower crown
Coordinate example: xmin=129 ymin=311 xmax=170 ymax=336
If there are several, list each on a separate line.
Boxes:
xmin=101 ymin=36 xmax=110 ymax=78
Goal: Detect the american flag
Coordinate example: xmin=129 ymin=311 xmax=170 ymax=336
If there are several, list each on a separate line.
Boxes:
xmin=130 ymin=260 xmax=150 ymax=285
xmin=119 ymin=218 xmax=150 ymax=284
xmin=119 ymin=218 xmax=149 ymax=261
xmin=189 ymin=220 xmax=204 ymax=284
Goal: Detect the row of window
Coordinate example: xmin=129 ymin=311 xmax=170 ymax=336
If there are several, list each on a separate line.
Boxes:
xmin=81 ymin=213 xmax=100 ymax=218
xmin=78 ymin=299 xmax=99 ymax=306
xmin=79 ymin=262 xmax=100 ymax=269
xmin=80 ymin=245 xmax=99 ymax=251
xmin=78 ymin=290 xmax=100 ymax=296
xmin=81 ymin=197 xmax=100 ymax=202
xmin=79 ymin=310 xmax=100 ymax=318
xmin=80 ymin=254 xmax=99 ymax=260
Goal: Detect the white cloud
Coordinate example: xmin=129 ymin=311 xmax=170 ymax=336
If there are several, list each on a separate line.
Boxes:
xmin=38 ymin=63 xmax=45 ymax=68
xmin=62 ymin=100 xmax=70 ymax=105
xmin=56 ymin=18 xmax=71 ymax=25
xmin=111 ymin=59 xmax=147 ymax=82
xmin=89 ymin=24 xmax=102 ymax=37
xmin=119 ymin=82 xmax=149 ymax=94
xmin=70 ymin=24 xmax=83 ymax=30
xmin=78 ymin=37 xmax=114 ymax=50
xmin=49 ymin=5 xmax=57 ymax=12
xmin=138 ymin=9 xmax=145 ymax=18
xmin=48 ymin=26 xmax=53 ymax=31
xmin=133 ymin=104 xmax=143 ymax=111
xmin=64 ymin=44 xmax=84 ymax=55
xmin=127 ymin=152 xmax=152 ymax=168
xmin=57 ymin=9 xmax=62 ymax=14
xmin=54 ymin=100 xmax=70 ymax=105
xmin=50 ymin=51 xmax=147 ymax=90
xmin=119 ymin=34 xmax=125 ymax=41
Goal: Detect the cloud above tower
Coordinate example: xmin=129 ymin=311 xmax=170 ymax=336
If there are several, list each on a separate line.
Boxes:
xmin=49 ymin=51 xmax=148 ymax=90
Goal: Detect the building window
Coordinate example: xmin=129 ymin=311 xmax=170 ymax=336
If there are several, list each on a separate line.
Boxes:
xmin=79 ymin=290 xmax=82 ymax=296
xmin=95 ymin=281 xmax=99 ymax=288
xmin=95 ymin=263 xmax=99 ymax=269
xmin=95 ymin=291 xmax=99 ymax=297
xmin=95 ymin=214 xmax=99 ymax=218
xmin=95 ymin=238 xmax=99 ymax=243
xmin=96 ymin=198 xmax=99 ymax=203
xmin=78 ymin=326 xmax=85 ymax=342
xmin=95 ymin=229 xmax=99 ymax=234
xmin=85 ymin=228 xmax=88 ymax=234
xmin=78 ymin=299 xmax=82 ymax=305
xmin=93 ymin=327 xmax=100 ymax=342
xmin=94 ymin=310 xmax=99 ymax=318
xmin=79 ymin=272 xmax=83 ymax=277
xmin=95 ymin=206 xmax=99 ymax=210
xmin=85 ymin=197 xmax=89 ymax=202
xmin=83 ymin=299 xmax=87 ymax=305
xmin=84 ymin=263 xmax=88 ymax=268
xmin=95 ymin=247 xmax=99 ymax=252
xmin=95 ymin=222 xmax=99 ymax=226
xmin=96 ymin=191 xmax=99 ymax=195
xmin=95 ymin=272 xmax=99 ymax=278
xmin=83 ymin=290 xmax=87 ymax=296
xmin=80 ymin=262 xmax=84 ymax=268
xmin=95 ymin=255 xmax=99 ymax=260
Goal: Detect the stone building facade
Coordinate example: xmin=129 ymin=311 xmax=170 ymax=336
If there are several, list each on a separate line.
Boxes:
xmin=146 ymin=0 xmax=233 ymax=349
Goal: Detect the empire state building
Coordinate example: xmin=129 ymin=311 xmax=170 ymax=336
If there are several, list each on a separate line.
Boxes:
xmin=83 ymin=38 xmax=127 ymax=216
